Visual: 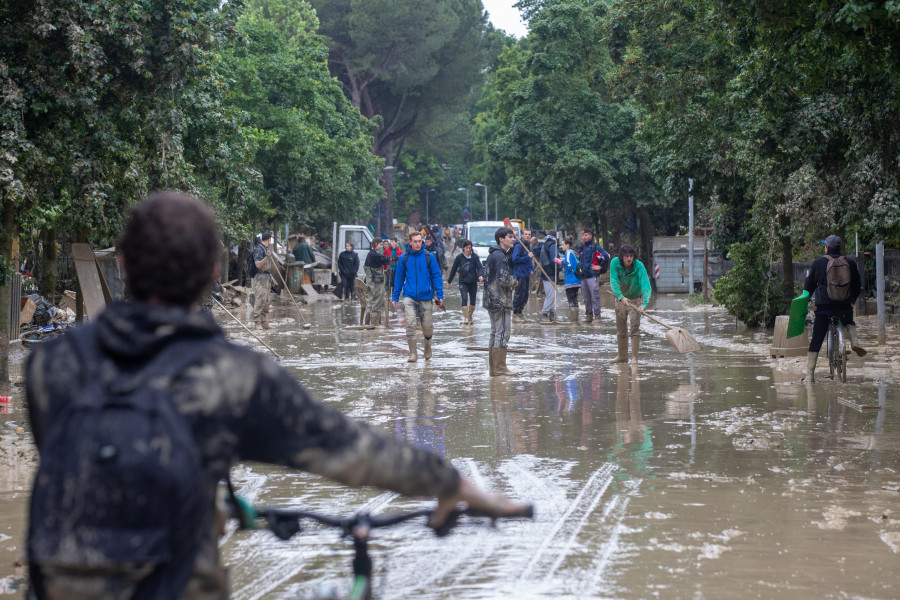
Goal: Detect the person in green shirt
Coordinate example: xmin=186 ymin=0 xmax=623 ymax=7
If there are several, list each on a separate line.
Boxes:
xmin=609 ymin=244 xmax=652 ymax=364
xmin=291 ymin=235 xmax=316 ymax=284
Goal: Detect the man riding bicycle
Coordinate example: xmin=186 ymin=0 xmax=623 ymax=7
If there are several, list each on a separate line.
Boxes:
xmin=803 ymin=234 xmax=866 ymax=382
xmin=25 ymin=192 xmax=522 ymax=599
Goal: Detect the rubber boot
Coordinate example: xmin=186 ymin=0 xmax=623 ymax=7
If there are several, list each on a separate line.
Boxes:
xmin=260 ymin=316 xmax=270 ymax=330
xmin=371 ymin=312 xmax=381 ymax=327
xmin=585 ymin=312 xmax=593 ymax=324
xmin=468 ymin=306 xmax=475 ymax=324
xmin=423 ymin=337 xmax=433 ymax=360
xmin=609 ymin=335 xmax=628 ymax=364
xmin=630 ymin=335 xmax=640 ymax=364
xmin=407 ymin=338 xmax=417 ymax=363
xmin=846 ymin=325 xmax=867 ymax=357
xmin=495 ymin=348 xmax=514 ymax=375
xmin=512 ymin=313 xmax=525 ymax=324
xmin=804 ymin=351 xmax=817 ymax=383
xmin=489 ymin=348 xmax=497 ymax=376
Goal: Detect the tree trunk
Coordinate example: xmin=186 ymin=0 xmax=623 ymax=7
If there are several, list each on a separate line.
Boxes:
xmin=610 ymin=214 xmax=622 ymax=254
xmin=637 ymin=207 xmax=654 ymax=262
xmin=0 ymin=197 xmax=15 ymax=385
xmin=381 ymin=139 xmax=395 ymax=236
xmin=40 ymin=227 xmax=58 ymax=302
xmin=600 ymin=213 xmax=609 ymax=249
xmin=778 ymin=213 xmax=794 ymax=314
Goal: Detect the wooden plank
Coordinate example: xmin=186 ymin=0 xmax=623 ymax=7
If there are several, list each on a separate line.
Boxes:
xmin=72 ymin=243 xmax=108 ymax=319
xmin=300 ymin=283 xmax=318 ymax=297
xmin=19 ymin=298 xmax=36 ymax=325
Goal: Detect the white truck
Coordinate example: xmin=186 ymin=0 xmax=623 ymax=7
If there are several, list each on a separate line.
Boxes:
xmin=463 ymin=221 xmax=522 ymax=261
xmin=331 ymin=223 xmax=373 ymax=278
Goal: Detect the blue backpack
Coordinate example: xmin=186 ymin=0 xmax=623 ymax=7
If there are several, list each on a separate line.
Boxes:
xmin=29 ymin=328 xmax=212 ymax=599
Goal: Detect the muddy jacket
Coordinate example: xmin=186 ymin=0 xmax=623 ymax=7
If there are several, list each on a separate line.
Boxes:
xmin=26 ymin=302 xmax=460 ymax=597
xmin=392 ymin=247 xmax=443 ymax=302
xmin=447 ymin=253 xmax=484 ymax=285
xmin=609 ymin=257 xmax=652 ymax=307
xmin=291 ymin=241 xmax=315 ymax=265
xmin=483 ymin=245 xmax=517 ymax=311
xmin=337 ymin=250 xmax=359 ymax=277
xmin=803 ymin=251 xmax=861 ymax=312
xmin=511 ymin=240 xmax=534 ymax=278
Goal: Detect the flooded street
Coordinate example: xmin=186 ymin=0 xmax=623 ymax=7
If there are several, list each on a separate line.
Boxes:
xmin=2 ymin=291 xmax=899 ymax=598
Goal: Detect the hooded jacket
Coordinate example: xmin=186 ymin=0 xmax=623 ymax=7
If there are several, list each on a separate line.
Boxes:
xmin=563 ymin=249 xmax=580 ymax=287
xmin=447 ymin=252 xmax=484 ymax=285
xmin=609 ymin=257 xmax=652 ymax=306
xmin=803 ymin=250 xmax=861 ymax=311
xmin=577 ymin=240 xmax=610 ymax=279
xmin=26 ymin=302 xmax=459 ymax=594
xmin=539 ymin=235 xmax=558 ymax=281
xmin=392 ymin=246 xmax=444 ymax=302
xmin=483 ymin=245 xmax=518 ymax=311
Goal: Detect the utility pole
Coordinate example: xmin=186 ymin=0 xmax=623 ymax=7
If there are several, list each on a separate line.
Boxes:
xmin=688 ymin=178 xmax=694 ymax=295
xmin=876 ymin=241 xmax=886 ymax=345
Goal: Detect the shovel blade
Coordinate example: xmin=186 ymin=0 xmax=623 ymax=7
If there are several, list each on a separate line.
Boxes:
xmin=665 ymin=327 xmax=701 ymax=353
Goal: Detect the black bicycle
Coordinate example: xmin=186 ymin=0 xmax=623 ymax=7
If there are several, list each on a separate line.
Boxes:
xmin=826 ymin=315 xmax=848 ymax=383
xmin=228 ymin=499 xmax=535 ymax=600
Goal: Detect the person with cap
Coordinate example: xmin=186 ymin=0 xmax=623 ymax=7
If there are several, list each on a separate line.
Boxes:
xmin=252 ymin=231 xmax=274 ymax=329
xmin=802 ymin=234 xmax=865 ymax=382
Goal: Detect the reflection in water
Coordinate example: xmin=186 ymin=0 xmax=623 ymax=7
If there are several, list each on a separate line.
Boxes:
xmin=393 ymin=365 xmax=446 ymax=457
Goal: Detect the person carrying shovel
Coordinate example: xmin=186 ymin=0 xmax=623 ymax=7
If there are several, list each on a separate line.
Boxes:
xmin=609 ymin=244 xmax=652 ymax=364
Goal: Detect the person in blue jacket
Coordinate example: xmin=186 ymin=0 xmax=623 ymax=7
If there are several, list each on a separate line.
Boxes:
xmin=511 ymin=229 xmax=535 ymax=323
xmin=392 ymin=232 xmax=444 ymax=363
xmin=555 ymin=236 xmax=581 ymax=309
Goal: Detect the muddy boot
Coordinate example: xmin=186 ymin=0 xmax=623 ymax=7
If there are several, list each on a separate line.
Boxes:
xmin=489 ymin=348 xmax=497 ymax=376
xmin=608 ymin=335 xmax=628 ymax=364
xmin=846 ymin=324 xmax=867 ymax=357
xmin=371 ymin=313 xmax=381 ymax=327
xmin=460 ymin=307 xmax=468 ymax=325
xmin=585 ymin=312 xmax=593 ymax=324
xmin=804 ymin=351 xmax=818 ymax=383
xmin=260 ymin=316 xmax=270 ymax=330
xmin=495 ymin=348 xmax=514 ymax=376
xmin=423 ymin=337 xmax=433 ymax=360
xmin=512 ymin=313 xmax=525 ymax=324
xmin=468 ymin=307 xmax=475 ymax=325
xmin=630 ymin=335 xmax=640 ymax=364
xmin=407 ymin=338 xmax=417 ymax=363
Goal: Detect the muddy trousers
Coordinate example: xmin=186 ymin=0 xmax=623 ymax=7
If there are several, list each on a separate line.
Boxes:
xmin=402 ymin=297 xmax=434 ymax=340
xmin=565 ymin=287 xmax=579 ymax=308
xmin=488 ymin=309 xmax=512 ymax=348
xmin=251 ymin=273 xmax=271 ymax=320
xmin=513 ymin=276 xmax=530 ymax=314
xmin=459 ymin=282 xmax=478 ymax=306
xmin=542 ymin=280 xmax=557 ymax=315
xmin=581 ymin=277 xmax=602 ymax=316
xmin=615 ymin=299 xmax=641 ymax=336
xmin=808 ymin=309 xmax=855 ymax=352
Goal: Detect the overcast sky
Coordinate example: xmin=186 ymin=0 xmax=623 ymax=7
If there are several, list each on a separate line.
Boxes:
xmin=482 ymin=0 xmax=528 ymax=38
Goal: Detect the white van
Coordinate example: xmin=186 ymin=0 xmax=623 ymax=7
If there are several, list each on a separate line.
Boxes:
xmin=463 ymin=221 xmax=521 ymax=261
xmin=331 ymin=223 xmax=373 ymax=278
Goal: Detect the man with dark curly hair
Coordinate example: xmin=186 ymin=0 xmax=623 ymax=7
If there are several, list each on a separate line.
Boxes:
xmin=25 ymin=191 xmax=522 ymax=599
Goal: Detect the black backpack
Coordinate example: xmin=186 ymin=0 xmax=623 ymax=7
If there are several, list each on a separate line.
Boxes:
xmin=246 ymin=246 xmax=259 ymax=279
xmin=29 ymin=328 xmax=211 ymax=599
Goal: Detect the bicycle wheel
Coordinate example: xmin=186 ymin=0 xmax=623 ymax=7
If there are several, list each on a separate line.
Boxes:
xmin=836 ymin=325 xmax=847 ymax=383
xmin=826 ymin=326 xmax=836 ymax=379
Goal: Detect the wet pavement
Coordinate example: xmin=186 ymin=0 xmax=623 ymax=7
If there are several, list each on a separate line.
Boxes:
xmin=1 ymin=289 xmax=899 ymax=598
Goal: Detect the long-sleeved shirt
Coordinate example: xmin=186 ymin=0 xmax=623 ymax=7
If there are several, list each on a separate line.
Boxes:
xmin=447 ymin=253 xmax=484 ymax=284
xmin=803 ymin=251 xmax=861 ymax=311
xmin=609 ymin=257 xmax=652 ymax=306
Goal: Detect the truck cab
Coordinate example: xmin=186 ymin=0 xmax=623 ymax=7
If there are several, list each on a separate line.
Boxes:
xmin=331 ymin=223 xmax=373 ymax=278
xmin=463 ymin=221 xmax=521 ymax=261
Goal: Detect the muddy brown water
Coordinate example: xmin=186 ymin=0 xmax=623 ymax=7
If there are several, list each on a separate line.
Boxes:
xmin=0 ymin=291 xmax=898 ymax=598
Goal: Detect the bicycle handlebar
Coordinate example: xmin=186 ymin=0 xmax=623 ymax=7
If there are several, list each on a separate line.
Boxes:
xmin=230 ymin=500 xmax=535 ymax=540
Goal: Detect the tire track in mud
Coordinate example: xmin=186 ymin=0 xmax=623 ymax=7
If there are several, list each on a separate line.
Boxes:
xmin=523 ymin=462 xmax=618 ymax=583
xmin=584 ymin=478 xmax=641 ymax=597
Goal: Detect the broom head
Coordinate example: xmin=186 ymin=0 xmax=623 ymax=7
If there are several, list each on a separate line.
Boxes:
xmin=786 ymin=290 xmax=810 ymax=339
xmin=665 ymin=327 xmax=701 ymax=353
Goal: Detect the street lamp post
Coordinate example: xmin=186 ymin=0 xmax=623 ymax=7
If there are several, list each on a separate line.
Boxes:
xmin=474 ymin=183 xmax=487 ymax=220
xmin=457 ymin=187 xmax=469 ymax=221
xmin=426 ymin=188 xmax=436 ymax=225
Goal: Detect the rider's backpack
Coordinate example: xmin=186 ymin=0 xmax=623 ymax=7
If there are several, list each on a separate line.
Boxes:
xmin=825 ymin=255 xmax=852 ymax=303
xmin=247 ymin=247 xmax=259 ymax=279
xmin=28 ymin=329 xmax=211 ymax=599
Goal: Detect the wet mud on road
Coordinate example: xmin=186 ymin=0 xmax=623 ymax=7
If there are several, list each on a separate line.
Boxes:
xmin=1 ymin=291 xmax=898 ymax=598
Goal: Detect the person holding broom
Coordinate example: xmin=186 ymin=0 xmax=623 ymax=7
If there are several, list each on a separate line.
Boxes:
xmin=609 ymin=244 xmax=652 ymax=364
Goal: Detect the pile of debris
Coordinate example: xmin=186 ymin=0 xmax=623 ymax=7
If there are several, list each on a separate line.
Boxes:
xmin=220 ymin=280 xmax=252 ymax=307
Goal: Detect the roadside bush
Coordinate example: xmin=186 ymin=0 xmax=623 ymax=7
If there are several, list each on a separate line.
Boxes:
xmin=713 ymin=238 xmax=782 ymax=327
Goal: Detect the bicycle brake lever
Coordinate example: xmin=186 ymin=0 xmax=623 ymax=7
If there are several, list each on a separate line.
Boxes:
xmin=429 ymin=509 xmax=461 ymax=538
xmin=266 ymin=510 xmax=302 ymax=540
